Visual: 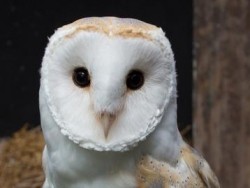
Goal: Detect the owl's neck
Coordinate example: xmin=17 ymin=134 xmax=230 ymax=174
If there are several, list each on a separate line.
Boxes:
xmin=139 ymin=97 xmax=182 ymax=163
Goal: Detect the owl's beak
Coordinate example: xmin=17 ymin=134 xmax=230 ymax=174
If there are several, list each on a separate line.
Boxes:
xmin=99 ymin=112 xmax=116 ymax=138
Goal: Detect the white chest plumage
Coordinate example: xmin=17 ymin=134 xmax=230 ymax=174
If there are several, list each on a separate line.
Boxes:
xmin=40 ymin=17 xmax=219 ymax=188
xmin=40 ymin=82 xmax=180 ymax=188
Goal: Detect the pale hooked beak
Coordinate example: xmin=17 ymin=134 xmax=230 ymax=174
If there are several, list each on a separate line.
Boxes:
xmin=99 ymin=112 xmax=116 ymax=138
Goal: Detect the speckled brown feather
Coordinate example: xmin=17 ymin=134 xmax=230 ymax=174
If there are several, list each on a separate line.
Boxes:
xmin=136 ymin=144 xmax=220 ymax=188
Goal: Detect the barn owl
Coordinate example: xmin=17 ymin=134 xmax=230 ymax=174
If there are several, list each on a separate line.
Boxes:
xmin=39 ymin=17 xmax=219 ymax=188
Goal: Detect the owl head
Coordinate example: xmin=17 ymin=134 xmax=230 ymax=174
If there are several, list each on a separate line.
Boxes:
xmin=40 ymin=17 xmax=176 ymax=152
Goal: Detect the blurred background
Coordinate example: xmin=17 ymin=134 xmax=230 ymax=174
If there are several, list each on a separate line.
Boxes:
xmin=1 ymin=0 xmax=250 ymax=188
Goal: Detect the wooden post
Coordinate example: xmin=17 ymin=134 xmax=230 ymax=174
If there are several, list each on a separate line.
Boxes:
xmin=193 ymin=1 xmax=250 ymax=187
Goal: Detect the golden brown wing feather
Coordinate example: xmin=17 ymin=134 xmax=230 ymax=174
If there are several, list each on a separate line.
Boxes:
xmin=136 ymin=144 xmax=220 ymax=188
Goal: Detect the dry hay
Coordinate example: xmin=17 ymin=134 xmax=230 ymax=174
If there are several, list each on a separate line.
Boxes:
xmin=0 ymin=126 xmax=44 ymax=188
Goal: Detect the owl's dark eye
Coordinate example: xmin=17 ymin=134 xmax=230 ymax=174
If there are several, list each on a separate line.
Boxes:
xmin=126 ymin=70 xmax=144 ymax=90
xmin=73 ymin=67 xmax=90 ymax=87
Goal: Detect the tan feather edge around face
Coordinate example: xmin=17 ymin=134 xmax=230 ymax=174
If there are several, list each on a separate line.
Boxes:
xmin=61 ymin=17 xmax=159 ymax=40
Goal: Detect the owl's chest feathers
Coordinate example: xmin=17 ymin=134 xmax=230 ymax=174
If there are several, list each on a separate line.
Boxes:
xmin=49 ymin=137 xmax=138 ymax=179
xmin=46 ymin=141 xmax=138 ymax=188
xmin=50 ymin=120 xmax=180 ymax=180
xmin=47 ymin=128 xmax=180 ymax=188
